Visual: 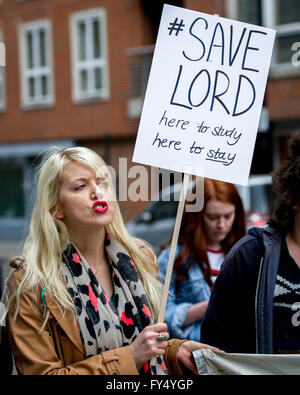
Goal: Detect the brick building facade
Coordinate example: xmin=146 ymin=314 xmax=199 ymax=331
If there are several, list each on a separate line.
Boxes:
xmin=0 ymin=0 xmax=299 ymax=266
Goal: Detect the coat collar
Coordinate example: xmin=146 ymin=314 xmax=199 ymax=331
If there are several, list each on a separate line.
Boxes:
xmin=44 ymin=290 xmax=85 ymax=356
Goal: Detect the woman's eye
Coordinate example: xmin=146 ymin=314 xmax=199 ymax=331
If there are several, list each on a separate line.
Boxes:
xmin=225 ymin=213 xmax=234 ymax=220
xmin=74 ymin=184 xmax=86 ymax=191
xmin=99 ymin=180 xmax=109 ymax=188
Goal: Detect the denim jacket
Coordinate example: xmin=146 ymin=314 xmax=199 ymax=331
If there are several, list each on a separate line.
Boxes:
xmin=158 ymin=245 xmax=211 ymax=341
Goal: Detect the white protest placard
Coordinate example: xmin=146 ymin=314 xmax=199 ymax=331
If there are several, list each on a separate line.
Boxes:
xmin=133 ymin=4 xmax=276 ymax=186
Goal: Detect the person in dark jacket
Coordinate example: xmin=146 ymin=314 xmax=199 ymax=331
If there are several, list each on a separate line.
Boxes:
xmin=200 ymin=131 xmax=300 ymax=354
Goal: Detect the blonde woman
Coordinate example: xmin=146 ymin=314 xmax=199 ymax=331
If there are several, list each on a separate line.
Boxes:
xmin=6 ymin=147 xmax=220 ymax=375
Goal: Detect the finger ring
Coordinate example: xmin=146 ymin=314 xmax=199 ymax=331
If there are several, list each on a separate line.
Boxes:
xmin=156 ymin=334 xmax=167 ymax=342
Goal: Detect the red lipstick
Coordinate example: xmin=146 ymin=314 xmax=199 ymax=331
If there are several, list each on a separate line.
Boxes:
xmin=93 ymin=200 xmax=109 ymax=213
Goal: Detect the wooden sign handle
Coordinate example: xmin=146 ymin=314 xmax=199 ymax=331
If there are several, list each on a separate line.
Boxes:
xmin=157 ymin=172 xmax=190 ymax=323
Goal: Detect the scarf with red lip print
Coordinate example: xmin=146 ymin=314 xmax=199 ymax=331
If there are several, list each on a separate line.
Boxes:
xmin=61 ymin=232 xmax=167 ymax=375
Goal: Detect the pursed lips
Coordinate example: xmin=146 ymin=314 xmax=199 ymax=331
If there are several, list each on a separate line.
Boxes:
xmin=92 ymin=200 xmax=109 ymax=213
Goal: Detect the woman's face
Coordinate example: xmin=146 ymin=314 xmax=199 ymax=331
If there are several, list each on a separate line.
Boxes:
xmin=202 ymin=199 xmax=236 ymax=248
xmin=55 ymin=161 xmax=115 ymax=232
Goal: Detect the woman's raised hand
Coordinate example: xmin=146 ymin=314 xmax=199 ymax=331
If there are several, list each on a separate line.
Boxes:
xmin=129 ymin=323 xmax=169 ymax=370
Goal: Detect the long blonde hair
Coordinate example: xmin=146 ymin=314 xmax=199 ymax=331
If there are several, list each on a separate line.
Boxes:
xmin=9 ymin=146 xmax=162 ymax=327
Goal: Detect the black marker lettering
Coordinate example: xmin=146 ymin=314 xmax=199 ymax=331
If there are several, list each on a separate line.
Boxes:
xmin=188 ymin=69 xmax=211 ymax=107
xmin=183 ymin=17 xmax=208 ymax=62
xmin=206 ymin=148 xmax=236 ymax=166
xmin=190 ymin=141 xmax=204 ymax=154
xmin=170 ymin=65 xmax=192 ymax=110
xmin=159 ymin=110 xmax=190 ymax=130
xmin=242 ymin=30 xmax=267 ymax=73
xmin=206 ymin=23 xmax=225 ymax=65
xmin=229 ymin=25 xmax=247 ymax=66
xmin=210 ymin=70 xmax=230 ymax=114
xmin=152 ymin=133 xmax=182 ymax=151
xmin=233 ymin=74 xmax=256 ymax=117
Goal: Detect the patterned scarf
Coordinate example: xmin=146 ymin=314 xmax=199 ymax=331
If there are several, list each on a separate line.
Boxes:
xmin=61 ymin=232 xmax=167 ymax=375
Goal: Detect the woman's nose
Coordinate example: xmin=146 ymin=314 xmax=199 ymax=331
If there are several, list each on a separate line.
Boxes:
xmin=217 ymin=217 xmax=225 ymax=228
xmin=91 ymin=183 xmax=103 ymax=200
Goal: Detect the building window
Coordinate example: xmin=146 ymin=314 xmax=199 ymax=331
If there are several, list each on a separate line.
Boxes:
xmin=19 ymin=20 xmax=54 ymax=108
xmin=70 ymin=8 xmax=109 ymax=103
xmin=0 ymin=27 xmax=5 ymax=111
xmin=0 ymin=66 xmax=4 ymax=110
xmin=226 ymin=0 xmax=300 ymax=77
xmin=0 ymin=164 xmax=25 ymax=218
xmin=127 ymin=45 xmax=153 ymax=118
xmin=0 ymin=140 xmax=74 ymax=243
xmin=270 ymin=0 xmax=300 ymax=68
xmin=235 ymin=0 xmax=262 ymax=26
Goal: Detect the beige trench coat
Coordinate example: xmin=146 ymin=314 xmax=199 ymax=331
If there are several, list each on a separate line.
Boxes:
xmin=7 ymin=243 xmax=186 ymax=375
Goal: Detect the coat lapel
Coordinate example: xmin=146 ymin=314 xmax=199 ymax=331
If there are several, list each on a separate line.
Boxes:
xmin=44 ymin=290 xmax=85 ymax=356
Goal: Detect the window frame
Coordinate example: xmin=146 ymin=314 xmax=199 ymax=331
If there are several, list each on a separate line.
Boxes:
xmin=0 ymin=25 xmax=6 ymax=112
xmin=0 ymin=158 xmax=27 ymax=224
xmin=19 ymin=19 xmax=55 ymax=109
xmin=0 ymin=140 xmax=74 ymax=241
xmin=226 ymin=0 xmax=300 ymax=78
xmin=126 ymin=45 xmax=154 ymax=118
xmin=70 ymin=8 xmax=110 ymax=104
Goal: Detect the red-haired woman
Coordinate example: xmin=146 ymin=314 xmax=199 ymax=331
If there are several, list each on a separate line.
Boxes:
xmin=158 ymin=179 xmax=246 ymax=341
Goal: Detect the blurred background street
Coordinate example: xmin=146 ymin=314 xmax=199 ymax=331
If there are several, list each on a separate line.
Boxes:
xmin=0 ymin=0 xmax=300 ymax=286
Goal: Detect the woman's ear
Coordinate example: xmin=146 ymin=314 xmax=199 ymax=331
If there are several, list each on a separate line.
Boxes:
xmin=50 ymin=206 xmax=64 ymax=220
